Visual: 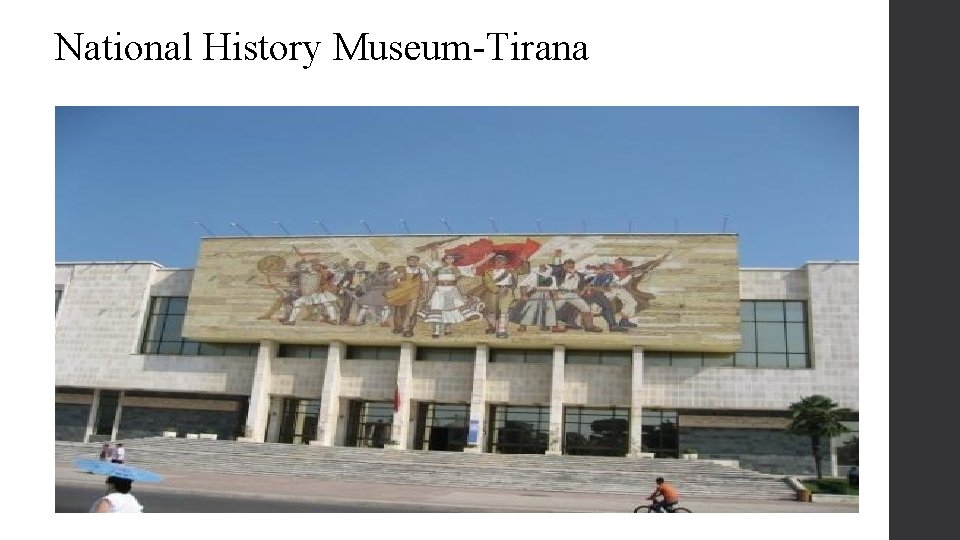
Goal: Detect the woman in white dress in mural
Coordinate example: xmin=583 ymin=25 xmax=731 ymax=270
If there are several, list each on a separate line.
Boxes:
xmin=419 ymin=252 xmax=488 ymax=338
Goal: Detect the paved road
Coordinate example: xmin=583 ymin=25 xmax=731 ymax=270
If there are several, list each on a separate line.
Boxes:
xmin=56 ymin=484 xmax=489 ymax=513
xmin=56 ymin=463 xmax=857 ymax=513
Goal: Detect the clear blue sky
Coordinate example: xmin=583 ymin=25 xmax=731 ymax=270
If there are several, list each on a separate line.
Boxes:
xmin=55 ymin=106 xmax=857 ymax=269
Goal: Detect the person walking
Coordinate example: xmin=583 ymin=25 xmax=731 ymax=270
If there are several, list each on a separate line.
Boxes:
xmin=98 ymin=443 xmax=113 ymax=462
xmin=111 ymin=443 xmax=126 ymax=464
xmin=89 ymin=475 xmax=143 ymax=512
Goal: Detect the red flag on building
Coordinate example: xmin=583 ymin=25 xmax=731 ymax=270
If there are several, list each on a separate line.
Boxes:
xmin=393 ymin=385 xmax=400 ymax=412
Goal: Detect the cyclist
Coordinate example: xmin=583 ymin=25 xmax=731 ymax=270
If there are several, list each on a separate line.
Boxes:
xmin=648 ymin=477 xmax=680 ymax=513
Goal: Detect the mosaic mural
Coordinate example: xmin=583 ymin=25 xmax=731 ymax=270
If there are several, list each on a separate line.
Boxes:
xmin=183 ymin=234 xmax=741 ymax=351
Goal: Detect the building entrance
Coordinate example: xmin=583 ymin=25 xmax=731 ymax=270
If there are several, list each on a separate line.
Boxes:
xmin=276 ymin=398 xmax=321 ymax=445
xmin=487 ymin=404 xmax=549 ymax=454
xmin=413 ymin=403 xmax=469 ymax=452
xmin=345 ymin=400 xmax=393 ymax=448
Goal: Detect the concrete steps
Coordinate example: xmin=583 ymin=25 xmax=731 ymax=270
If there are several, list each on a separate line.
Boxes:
xmin=57 ymin=438 xmax=796 ymax=500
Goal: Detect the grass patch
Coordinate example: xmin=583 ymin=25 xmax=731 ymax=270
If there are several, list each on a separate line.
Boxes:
xmin=801 ymin=478 xmax=858 ymax=496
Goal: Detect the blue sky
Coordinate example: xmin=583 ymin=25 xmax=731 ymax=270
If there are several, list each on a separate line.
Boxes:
xmin=55 ymin=106 xmax=857 ymax=269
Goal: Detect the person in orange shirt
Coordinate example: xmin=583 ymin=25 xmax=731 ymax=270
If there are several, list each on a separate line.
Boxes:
xmin=648 ymin=477 xmax=680 ymax=513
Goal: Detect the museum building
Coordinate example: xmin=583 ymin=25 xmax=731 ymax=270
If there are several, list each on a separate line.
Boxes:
xmin=54 ymin=233 xmax=858 ymax=474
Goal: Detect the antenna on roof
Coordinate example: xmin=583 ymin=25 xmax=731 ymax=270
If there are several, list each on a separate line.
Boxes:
xmin=535 ymin=218 xmax=543 ymax=233
xmin=581 ymin=219 xmax=587 ymax=233
xmin=628 ymin=219 xmax=633 ymax=233
xmin=722 ymin=214 xmax=730 ymax=233
xmin=674 ymin=218 xmax=679 ymax=233
xmin=360 ymin=220 xmax=374 ymax=234
xmin=488 ymin=217 xmax=499 ymax=233
xmin=230 ymin=222 xmax=253 ymax=236
xmin=313 ymin=219 xmax=331 ymax=234
xmin=400 ymin=218 xmax=411 ymax=234
xmin=440 ymin=217 xmax=454 ymax=234
xmin=192 ymin=220 xmax=216 ymax=236
xmin=273 ymin=220 xmax=291 ymax=235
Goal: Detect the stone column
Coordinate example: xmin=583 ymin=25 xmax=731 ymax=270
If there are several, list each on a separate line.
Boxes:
xmin=84 ymin=389 xmax=101 ymax=443
xmin=627 ymin=345 xmax=646 ymax=457
xmin=546 ymin=345 xmax=565 ymax=455
xmin=239 ymin=339 xmax=276 ymax=443
xmin=464 ymin=344 xmax=489 ymax=453
xmin=391 ymin=342 xmax=415 ymax=448
xmin=111 ymin=390 xmax=124 ymax=441
xmin=313 ymin=341 xmax=344 ymax=446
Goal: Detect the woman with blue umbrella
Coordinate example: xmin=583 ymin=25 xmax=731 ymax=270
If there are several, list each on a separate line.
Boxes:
xmin=74 ymin=458 xmax=163 ymax=513
xmin=91 ymin=476 xmax=143 ymax=513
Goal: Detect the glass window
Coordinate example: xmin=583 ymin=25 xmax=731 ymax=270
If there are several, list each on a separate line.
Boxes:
xmin=566 ymin=350 xmax=629 ymax=365
xmin=488 ymin=405 xmax=549 ymax=454
xmin=788 ymin=353 xmax=809 ymax=369
xmin=671 ymin=352 xmax=702 ymax=368
xmin=600 ymin=351 xmax=631 ymax=366
xmin=703 ymin=353 xmax=735 ymax=367
xmin=416 ymin=347 xmax=475 ymax=362
xmin=740 ymin=322 xmax=757 ymax=352
xmin=563 ymin=407 xmax=629 ymax=457
xmin=198 ymin=343 xmax=224 ymax=356
xmin=641 ymin=409 xmax=679 ymax=458
xmin=55 ymin=289 xmax=63 ymax=313
xmin=644 ymin=351 xmax=670 ymax=366
xmin=758 ymin=353 xmax=788 ymax=368
xmin=95 ymin=391 xmax=120 ymax=436
xmin=346 ymin=346 xmax=400 ymax=360
xmin=737 ymin=300 xmax=809 ymax=369
xmin=140 ymin=297 xmax=257 ymax=357
xmin=279 ymin=344 xmax=329 ymax=358
xmin=754 ymin=301 xmax=785 ymax=321
xmin=786 ymin=323 xmax=807 ymax=353
xmin=756 ymin=322 xmax=787 ymax=352
xmin=735 ymin=352 xmax=757 ymax=367
xmin=785 ymin=302 xmax=805 ymax=322
xmin=489 ymin=349 xmax=551 ymax=364
xmin=566 ymin=351 xmax=600 ymax=365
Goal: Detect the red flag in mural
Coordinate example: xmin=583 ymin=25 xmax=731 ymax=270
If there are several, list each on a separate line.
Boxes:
xmin=393 ymin=385 xmax=400 ymax=412
xmin=443 ymin=238 xmax=542 ymax=273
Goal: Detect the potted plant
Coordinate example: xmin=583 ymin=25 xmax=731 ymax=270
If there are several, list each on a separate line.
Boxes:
xmin=682 ymin=447 xmax=699 ymax=460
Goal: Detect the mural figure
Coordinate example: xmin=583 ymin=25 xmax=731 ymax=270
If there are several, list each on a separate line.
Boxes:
xmin=516 ymin=264 xmax=564 ymax=333
xmin=335 ymin=260 xmax=369 ymax=324
xmin=596 ymin=253 xmax=671 ymax=325
xmin=282 ymin=260 xmax=340 ymax=325
xmin=352 ymin=262 xmax=394 ymax=326
xmin=576 ymin=262 xmax=628 ymax=332
xmin=252 ymin=255 xmax=300 ymax=322
xmin=384 ymin=255 xmax=430 ymax=337
xmin=617 ymin=253 xmax=671 ymax=313
xmin=478 ymin=254 xmax=521 ymax=338
xmin=418 ymin=250 xmax=487 ymax=338
xmin=549 ymin=249 xmax=617 ymax=333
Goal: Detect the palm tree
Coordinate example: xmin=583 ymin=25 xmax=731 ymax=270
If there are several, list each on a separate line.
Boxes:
xmin=786 ymin=395 xmax=851 ymax=479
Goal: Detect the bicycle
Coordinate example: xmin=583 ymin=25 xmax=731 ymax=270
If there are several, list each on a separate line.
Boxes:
xmin=633 ymin=496 xmax=692 ymax=513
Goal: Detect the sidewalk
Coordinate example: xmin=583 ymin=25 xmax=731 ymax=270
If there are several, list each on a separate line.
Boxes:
xmin=55 ymin=462 xmax=857 ymax=513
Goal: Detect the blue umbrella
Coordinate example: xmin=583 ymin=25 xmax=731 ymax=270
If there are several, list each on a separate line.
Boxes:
xmin=73 ymin=458 xmax=164 ymax=483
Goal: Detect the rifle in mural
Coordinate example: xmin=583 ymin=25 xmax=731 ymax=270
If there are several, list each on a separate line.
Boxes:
xmin=623 ymin=251 xmax=671 ymax=313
